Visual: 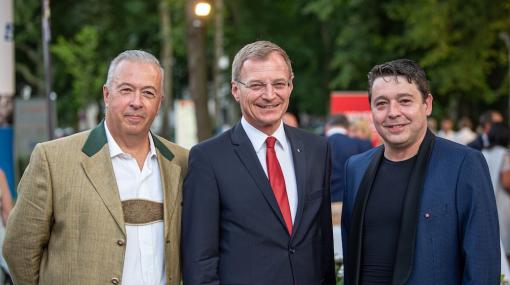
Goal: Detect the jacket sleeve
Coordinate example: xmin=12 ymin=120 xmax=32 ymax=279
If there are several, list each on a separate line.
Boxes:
xmin=457 ymin=151 xmax=500 ymax=284
xmin=3 ymin=144 xmax=53 ymax=285
xmin=182 ymin=145 xmax=220 ymax=285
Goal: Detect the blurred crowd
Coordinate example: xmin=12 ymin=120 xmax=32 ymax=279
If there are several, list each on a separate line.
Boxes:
xmin=430 ymin=110 xmax=504 ymax=148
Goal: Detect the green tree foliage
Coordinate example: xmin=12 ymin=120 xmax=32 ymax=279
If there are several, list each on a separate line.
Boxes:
xmin=303 ymin=0 xmax=510 ymax=119
xmin=386 ymin=0 xmax=510 ymax=116
xmin=14 ymin=0 xmax=44 ymax=95
xmin=12 ymin=0 xmax=510 ymax=127
xmin=224 ymin=0 xmax=333 ymax=115
xmin=14 ymin=0 xmax=189 ymax=128
xmin=304 ymin=0 xmax=391 ymax=91
xmin=52 ymin=26 xmax=106 ymax=125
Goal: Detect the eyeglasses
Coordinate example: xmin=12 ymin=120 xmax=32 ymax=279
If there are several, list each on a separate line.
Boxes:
xmin=236 ymin=80 xmax=291 ymax=93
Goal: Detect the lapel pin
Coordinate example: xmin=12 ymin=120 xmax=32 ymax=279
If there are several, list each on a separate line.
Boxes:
xmin=297 ymin=148 xmax=301 ymax=153
xmin=424 ymin=213 xmax=431 ymax=219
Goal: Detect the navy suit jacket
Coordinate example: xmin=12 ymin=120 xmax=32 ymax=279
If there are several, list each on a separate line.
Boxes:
xmin=467 ymin=134 xmax=484 ymax=151
xmin=328 ymin=133 xmax=372 ymax=202
xmin=342 ymin=137 xmax=500 ymax=284
xmin=182 ymin=122 xmax=335 ymax=285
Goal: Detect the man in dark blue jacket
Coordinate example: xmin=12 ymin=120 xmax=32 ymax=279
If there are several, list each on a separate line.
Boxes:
xmin=342 ymin=59 xmax=500 ymax=285
xmin=326 ymin=114 xmax=372 ymax=203
xmin=182 ymin=40 xmax=335 ymax=285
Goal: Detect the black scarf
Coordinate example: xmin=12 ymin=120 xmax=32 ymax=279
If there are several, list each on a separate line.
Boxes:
xmin=345 ymin=129 xmax=435 ymax=285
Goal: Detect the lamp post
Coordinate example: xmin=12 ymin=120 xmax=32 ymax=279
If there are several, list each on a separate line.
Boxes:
xmin=500 ymin=32 xmax=510 ymax=125
xmin=186 ymin=0 xmax=212 ymax=142
xmin=213 ymin=0 xmax=227 ymax=130
xmin=159 ymin=0 xmax=173 ymax=139
xmin=42 ymin=0 xmax=55 ymax=139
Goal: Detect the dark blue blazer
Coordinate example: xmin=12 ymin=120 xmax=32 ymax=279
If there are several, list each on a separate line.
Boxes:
xmin=467 ymin=134 xmax=484 ymax=151
xmin=182 ymin=122 xmax=336 ymax=285
xmin=328 ymin=133 xmax=372 ymax=202
xmin=342 ymin=137 xmax=500 ymax=285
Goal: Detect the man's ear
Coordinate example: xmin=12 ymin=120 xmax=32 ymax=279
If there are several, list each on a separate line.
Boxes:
xmin=103 ymin=85 xmax=110 ymax=107
xmin=425 ymin=94 xmax=433 ymax=116
xmin=231 ymin=81 xmax=240 ymax=102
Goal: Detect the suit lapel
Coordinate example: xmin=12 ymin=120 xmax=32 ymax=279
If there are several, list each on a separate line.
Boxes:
xmin=230 ymin=123 xmax=289 ymax=233
xmin=346 ymin=146 xmax=384 ymax=285
xmin=285 ymin=126 xmax=306 ymax=237
xmin=81 ymin=124 xmax=181 ymax=240
xmin=392 ymin=130 xmax=435 ymax=285
xmin=153 ymin=137 xmax=181 ymax=241
xmin=81 ymin=123 xmax=125 ymax=236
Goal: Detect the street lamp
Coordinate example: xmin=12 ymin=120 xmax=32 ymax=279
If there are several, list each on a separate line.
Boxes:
xmin=194 ymin=2 xmax=211 ymax=17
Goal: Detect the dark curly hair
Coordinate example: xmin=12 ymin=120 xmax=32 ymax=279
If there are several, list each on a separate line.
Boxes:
xmin=367 ymin=59 xmax=430 ymax=103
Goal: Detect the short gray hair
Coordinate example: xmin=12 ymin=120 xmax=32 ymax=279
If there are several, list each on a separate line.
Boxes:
xmin=231 ymin=41 xmax=293 ymax=82
xmin=105 ymin=50 xmax=165 ymax=94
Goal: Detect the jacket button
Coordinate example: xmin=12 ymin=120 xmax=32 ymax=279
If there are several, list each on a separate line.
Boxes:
xmin=289 ymin=248 xmax=296 ymax=254
xmin=117 ymin=239 xmax=125 ymax=246
xmin=111 ymin=277 xmax=120 ymax=284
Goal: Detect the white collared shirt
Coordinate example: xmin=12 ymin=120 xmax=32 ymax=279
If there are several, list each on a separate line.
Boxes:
xmin=325 ymin=126 xmax=348 ymax=137
xmin=241 ymin=117 xmax=298 ymax=222
xmin=104 ymin=123 xmax=166 ymax=285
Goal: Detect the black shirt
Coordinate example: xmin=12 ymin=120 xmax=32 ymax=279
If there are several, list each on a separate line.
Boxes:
xmin=360 ymin=156 xmax=417 ymax=285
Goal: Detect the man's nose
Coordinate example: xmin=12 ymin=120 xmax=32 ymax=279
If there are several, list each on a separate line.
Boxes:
xmin=129 ymin=91 xmax=144 ymax=108
xmin=388 ymin=101 xmax=401 ymax=117
xmin=260 ymin=84 xmax=277 ymax=99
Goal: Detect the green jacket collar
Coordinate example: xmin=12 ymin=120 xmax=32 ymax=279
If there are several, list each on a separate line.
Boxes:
xmin=82 ymin=120 xmax=174 ymax=161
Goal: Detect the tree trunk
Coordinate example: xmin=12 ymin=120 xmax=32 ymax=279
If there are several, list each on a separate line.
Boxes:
xmin=185 ymin=0 xmax=212 ymax=142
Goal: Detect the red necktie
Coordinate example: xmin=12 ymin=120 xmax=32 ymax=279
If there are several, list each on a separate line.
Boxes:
xmin=266 ymin=136 xmax=293 ymax=234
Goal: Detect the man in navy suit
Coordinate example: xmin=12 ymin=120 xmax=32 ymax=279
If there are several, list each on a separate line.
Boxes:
xmin=341 ymin=59 xmax=500 ymax=284
xmin=325 ymin=114 xmax=372 ymax=203
xmin=182 ymin=41 xmax=335 ymax=285
xmin=467 ymin=110 xmax=503 ymax=150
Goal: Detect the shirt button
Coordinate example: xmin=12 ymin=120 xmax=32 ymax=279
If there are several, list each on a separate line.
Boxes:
xmin=117 ymin=239 xmax=125 ymax=246
xmin=111 ymin=277 xmax=120 ymax=284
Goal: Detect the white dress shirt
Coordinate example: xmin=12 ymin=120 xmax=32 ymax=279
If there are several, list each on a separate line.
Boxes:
xmin=105 ymin=123 xmax=166 ymax=285
xmin=241 ymin=117 xmax=298 ymax=222
xmin=325 ymin=126 xmax=348 ymax=137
